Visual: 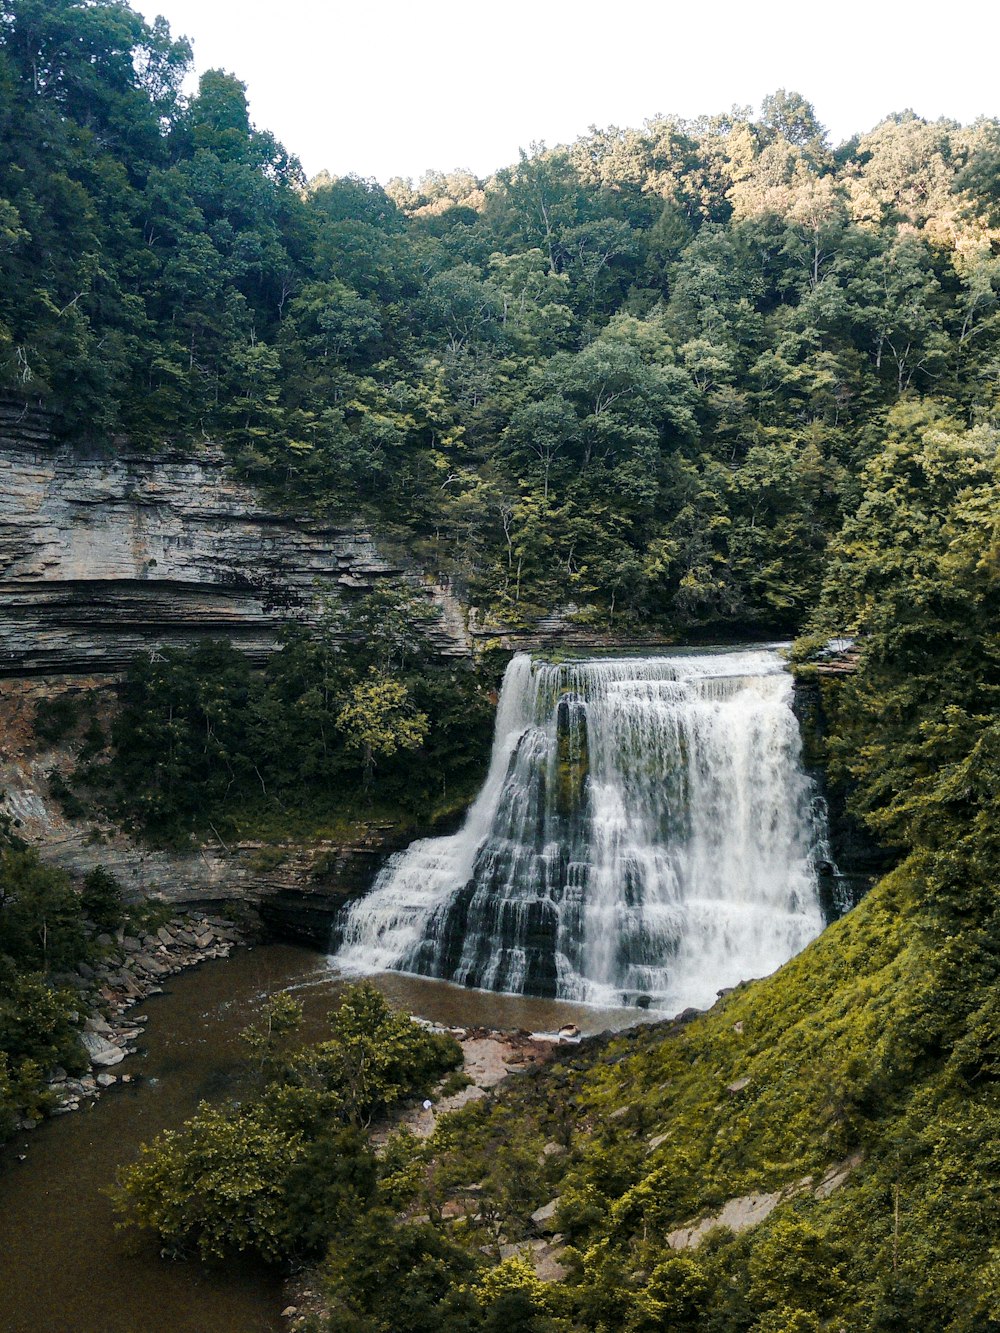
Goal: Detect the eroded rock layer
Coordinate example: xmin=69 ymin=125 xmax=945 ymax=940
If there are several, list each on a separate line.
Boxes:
xmin=0 ymin=403 xmax=468 ymax=674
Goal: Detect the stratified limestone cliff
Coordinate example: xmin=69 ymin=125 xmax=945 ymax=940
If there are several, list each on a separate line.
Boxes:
xmin=0 ymin=675 xmax=413 ymax=943
xmin=0 ymin=402 xmax=468 ymax=674
xmin=0 ymin=403 xmax=470 ymax=935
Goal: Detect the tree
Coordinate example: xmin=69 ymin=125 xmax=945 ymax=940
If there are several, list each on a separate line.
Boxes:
xmin=759 ymin=89 xmax=827 ymax=151
xmin=336 ymin=672 xmax=428 ymax=788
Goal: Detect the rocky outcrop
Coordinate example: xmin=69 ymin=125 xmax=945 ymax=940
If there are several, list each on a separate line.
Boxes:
xmin=0 ymin=402 xmax=468 ymax=675
xmin=792 ymin=670 xmax=897 ymax=918
xmin=665 ymin=1152 xmax=863 ymax=1251
xmin=0 ymin=676 xmax=413 ymax=942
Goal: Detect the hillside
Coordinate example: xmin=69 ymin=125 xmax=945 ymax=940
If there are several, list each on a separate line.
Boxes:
xmin=2 ymin=3 xmax=1000 ymax=1329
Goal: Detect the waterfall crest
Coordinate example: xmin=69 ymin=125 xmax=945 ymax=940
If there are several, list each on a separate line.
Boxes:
xmin=332 ymin=649 xmax=827 ymax=1011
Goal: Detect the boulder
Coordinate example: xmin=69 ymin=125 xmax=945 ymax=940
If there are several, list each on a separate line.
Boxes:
xmin=80 ymin=1031 xmax=125 ymax=1067
xmin=530 ymin=1198 xmax=561 ymax=1231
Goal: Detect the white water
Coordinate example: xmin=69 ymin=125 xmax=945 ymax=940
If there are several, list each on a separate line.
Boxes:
xmin=332 ymin=649 xmax=827 ymax=1012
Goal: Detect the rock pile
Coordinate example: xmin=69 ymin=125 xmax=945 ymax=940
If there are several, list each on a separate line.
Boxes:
xmin=37 ymin=912 xmax=243 ymax=1122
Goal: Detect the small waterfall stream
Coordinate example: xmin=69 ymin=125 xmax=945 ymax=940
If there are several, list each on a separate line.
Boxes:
xmin=332 ymin=649 xmax=828 ymax=1012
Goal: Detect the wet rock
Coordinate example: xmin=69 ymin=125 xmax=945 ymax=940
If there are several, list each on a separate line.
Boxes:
xmin=81 ymin=1031 xmax=125 ymax=1067
xmin=137 ymin=955 xmax=169 ymax=977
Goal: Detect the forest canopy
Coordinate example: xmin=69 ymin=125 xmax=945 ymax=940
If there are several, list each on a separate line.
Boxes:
xmin=3 ymin=0 xmax=999 ymax=633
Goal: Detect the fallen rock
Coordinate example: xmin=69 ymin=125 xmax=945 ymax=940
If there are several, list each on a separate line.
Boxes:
xmin=668 ymin=1189 xmax=784 ymax=1250
xmin=532 ymin=1241 xmax=570 ymax=1283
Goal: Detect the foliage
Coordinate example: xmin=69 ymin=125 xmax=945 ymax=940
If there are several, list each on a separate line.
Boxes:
xmin=0 ymin=844 xmax=88 ymax=971
xmin=8 ymin=4 xmax=1000 ymax=1323
xmin=79 ymin=864 xmax=125 ymax=932
xmin=336 ymin=671 xmax=428 ymax=786
xmin=114 ymin=983 xmax=460 ymax=1263
xmin=3 ymin=5 xmax=999 ymax=632
xmin=74 ymin=589 xmax=494 ymax=842
xmin=0 ymin=844 xmax=96 ymax=1138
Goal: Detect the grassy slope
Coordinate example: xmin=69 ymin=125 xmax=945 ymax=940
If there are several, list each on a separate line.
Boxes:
xmin=416 ymin=855 xmax=1000 ymax=1330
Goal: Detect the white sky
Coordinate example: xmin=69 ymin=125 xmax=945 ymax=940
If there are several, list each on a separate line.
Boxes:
xmin=133 ymin=0 xmax=1000 ymax=184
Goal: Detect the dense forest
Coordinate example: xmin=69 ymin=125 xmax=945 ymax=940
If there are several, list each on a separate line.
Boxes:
xmin=3 ymin=1 xmax=1000 ymax=1329
xmin=4 ymin=0 xmax=999 ymax=632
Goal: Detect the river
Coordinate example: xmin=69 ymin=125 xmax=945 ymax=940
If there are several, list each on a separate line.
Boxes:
xmin=0 ymin=943 xmax=649 ymax=1333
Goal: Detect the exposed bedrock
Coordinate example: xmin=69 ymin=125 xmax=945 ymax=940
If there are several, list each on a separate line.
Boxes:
xmin=0 ymin=682 xmax=407 ymax=945
xmin=0 ymin=402 xmax=469 ymax=675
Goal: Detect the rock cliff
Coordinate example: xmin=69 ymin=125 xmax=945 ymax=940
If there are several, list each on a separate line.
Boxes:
xmin=0 ymin=402 xmax=471 ymax=937
xmin=0 ymin=676 xmax=413 ymax=944
xmin=0 ymin=402 xmax=469 ymax=675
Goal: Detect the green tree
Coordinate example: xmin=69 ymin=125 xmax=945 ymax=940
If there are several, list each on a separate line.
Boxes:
xmin=336 ymin=671 xmax=429 ymax=788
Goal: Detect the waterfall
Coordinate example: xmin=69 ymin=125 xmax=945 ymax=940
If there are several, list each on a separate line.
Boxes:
xmin=332 ymin=649 xmax=828 ymax=1012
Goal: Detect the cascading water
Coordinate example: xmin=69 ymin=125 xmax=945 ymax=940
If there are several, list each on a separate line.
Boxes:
xmin=332 ymin=649 xmax=828 ymax=1012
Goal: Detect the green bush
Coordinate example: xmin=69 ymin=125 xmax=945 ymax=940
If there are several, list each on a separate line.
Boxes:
xmin=80 ymin=866 xmax=124 ymax=932
xmin=115 ymin=984 xmax=461 ymax=1263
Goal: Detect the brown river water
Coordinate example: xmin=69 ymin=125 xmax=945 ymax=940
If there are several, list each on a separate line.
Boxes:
xmin=0 ymin=943 xmax=652 ymax=1333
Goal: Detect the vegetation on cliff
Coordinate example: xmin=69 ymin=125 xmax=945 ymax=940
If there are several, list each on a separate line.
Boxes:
xmin=0 ymin=833 xmax=126 ymax=1138
xmin=54 ymin=587 xmax=496 ymax=844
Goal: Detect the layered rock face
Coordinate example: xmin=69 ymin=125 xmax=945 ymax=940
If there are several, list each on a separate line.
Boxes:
xmin=0 ymin=402 xmax=468 ymax=675
xmin=0 ymin=676 xmax=413 ymax=945
xmin=0 ymin=403 xmax=469 ymax=937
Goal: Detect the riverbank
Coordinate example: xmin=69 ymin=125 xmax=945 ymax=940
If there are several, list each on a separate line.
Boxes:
xmin=0 ymin=942 xmax=325 ymax=1333
xmin=39 ymin=910 xmax=246 ymax=1122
